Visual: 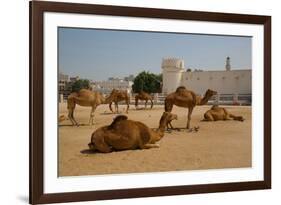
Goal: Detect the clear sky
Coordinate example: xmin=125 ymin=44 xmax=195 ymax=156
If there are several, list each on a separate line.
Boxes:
xmin=58 ymin=27 xmax=252 ymax=81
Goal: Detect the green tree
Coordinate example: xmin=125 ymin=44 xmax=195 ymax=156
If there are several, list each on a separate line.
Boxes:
xmin=71 ymin=79 xmax=90 ymax=92
xmin=132 ymin=71 xmax=162 ymax=93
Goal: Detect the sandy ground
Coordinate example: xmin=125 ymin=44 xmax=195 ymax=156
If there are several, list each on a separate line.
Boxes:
xmin=59 ymin=103 xmax=251 ymax=176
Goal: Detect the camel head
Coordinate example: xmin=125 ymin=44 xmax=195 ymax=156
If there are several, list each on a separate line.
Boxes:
xmin=159 ymin=112 xmax=178 ymax=129
xmin=88 ymin=142 xmax=95 ymax=151
xmin=204 ymin=89 xmax=218 ymax=98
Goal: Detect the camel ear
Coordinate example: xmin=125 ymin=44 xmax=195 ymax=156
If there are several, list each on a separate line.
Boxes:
xmin=109 ymin=115 xmax=128 ymax=129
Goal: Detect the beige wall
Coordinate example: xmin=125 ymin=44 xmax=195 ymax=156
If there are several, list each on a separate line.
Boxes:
xmin=181 ymin=70 xmax=251 ymax=95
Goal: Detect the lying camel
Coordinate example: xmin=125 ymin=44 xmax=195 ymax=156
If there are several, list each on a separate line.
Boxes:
xmin=88 ymin=112 xmax=177 ymax=153
xmin=203 ymin=105 xmax=244 ymax=121
xmin=135 ymin=91 xmax=153 ymax=109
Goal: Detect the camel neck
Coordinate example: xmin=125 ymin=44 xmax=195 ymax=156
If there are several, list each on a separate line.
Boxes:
xmin=200 ymin=95 xmax=210 ymax=105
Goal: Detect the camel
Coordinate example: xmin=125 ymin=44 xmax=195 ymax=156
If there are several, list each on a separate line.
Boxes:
xmin=88 ymin=112 xmax=178 ymax=153
xmin=203 ymin=105 xmax=244 ymax=121
xmin=135 ymin=91 xmax=154 ymax=109
xmin=67 ymin=89 xmax=109 ymax=126
xmin=106 ymin=89 xmax=130 ymax=113
xmin=164 ymin=86 xmax=217 ymax=129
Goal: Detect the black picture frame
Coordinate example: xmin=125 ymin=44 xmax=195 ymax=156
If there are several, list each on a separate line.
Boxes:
xmin=30 ymin=1 xmax=271 ymax=204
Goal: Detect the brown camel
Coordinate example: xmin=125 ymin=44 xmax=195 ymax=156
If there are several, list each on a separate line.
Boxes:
xmin=106 ymin=89 xmax=130 ymax=113
xmin=164 ymin=86 xmax=217 ymax=129
xmin=67 ymin=89 xmax=109 ymax=126
xmin=135 ymin=91 xmax=154 ymax=109
xmin=203 ymin=105 xmax=244 ymax=121
xmin=88 ymin=112 xmax=178 ymax=153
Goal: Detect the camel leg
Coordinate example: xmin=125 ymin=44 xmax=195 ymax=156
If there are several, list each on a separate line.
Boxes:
xmin=88 ymin=105 xmax=97 ymax=125
xmin=204 ymin=113 xmax=214 ymax=121
xmin=145 ymin=100 xmax=148 ymax=109
xmin=135 ymin=97 xmax=138 ymax=109
xmin=229 ymin=114 xmax=244 ymax=121
xmin=140 ymin=143 xmax=160 ymax=149
xmin=126 ymin=100 xmax=129 ymax=113
xmin=68 ymin=108 xmax=79 ymax=126
xmin=168 ymin=122 xmax=174 ymax=129
xmin=93 ymin=138 xmax=112 ymax=153
xmin=109 ymin=102 xmax=114 ymax=113
xmin=186 ymin=107 xmax=194 ymax=129
xmin=115 ymin=102 xmax=118 ymax=113
xmin=150 ymin=99 xmax=153 ymax=109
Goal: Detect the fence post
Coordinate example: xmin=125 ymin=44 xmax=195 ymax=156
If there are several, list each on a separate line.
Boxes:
xmin=154 ymin=93 xmax=158 ymax=103
xmin=233 ymin=93 xmax=239 ymax=105
xmin=60 ymin=94 xmax=64 ymax=103
xmin=215 ymin=93 xmax=220 ymax=105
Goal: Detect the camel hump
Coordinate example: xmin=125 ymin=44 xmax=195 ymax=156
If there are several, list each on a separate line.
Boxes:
xmin=176 ymin=86 xmax=186 ymax=93
xmin=108 ymin=115 xmax=128 ymax=129
xmin=211 ymin=105 xmax=219 ymax=109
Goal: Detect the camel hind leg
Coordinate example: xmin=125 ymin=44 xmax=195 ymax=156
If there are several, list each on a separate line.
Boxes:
xmin=150 ymin=99 xmax=153 ymax=109
xmin=125 ymin=98 xmax=129 ymax=113
xmin=67 ymin=98 xmax=79 ymax=126
xmin=145 ymin=100 xmax=148 ymax=109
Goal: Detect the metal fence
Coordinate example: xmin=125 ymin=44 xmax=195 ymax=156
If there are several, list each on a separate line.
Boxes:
xmin=59 ymin=93 xmax=251 ymax=106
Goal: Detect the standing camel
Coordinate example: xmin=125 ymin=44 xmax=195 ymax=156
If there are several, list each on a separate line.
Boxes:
xmin=67 ymin=89 xmax=109 ymax=126
xmin=88 ymin=112 xmax=178 ymax=153
xmin=203 ymin=105 xmax=244 ymax=121
xmin=135 ymin=91 xmax=154 ymax=109
xmin=106 ymin=89 xmax=130 ymax=113
xmin=164 ymin=86 xmax=217 ymax=129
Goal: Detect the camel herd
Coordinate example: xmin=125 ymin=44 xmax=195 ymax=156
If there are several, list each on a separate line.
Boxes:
xmin=62 ymin=86 xmax=244 ymax=153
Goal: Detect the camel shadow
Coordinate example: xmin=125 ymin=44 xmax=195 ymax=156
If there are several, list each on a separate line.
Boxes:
xmin=99 ymin=112 xmax=117 ymax=115
xmin=80 ymin=149 xmax=96 ymax=154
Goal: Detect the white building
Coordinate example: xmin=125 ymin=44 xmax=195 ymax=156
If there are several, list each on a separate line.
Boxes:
xmin=162 ymin=57 xmax=251 ymax=96
xmin=92 ymin=78 xmax=133 ymax=94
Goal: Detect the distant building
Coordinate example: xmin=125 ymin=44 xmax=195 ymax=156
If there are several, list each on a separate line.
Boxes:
xmin=92 ymin=77 xmax=133 ymax=94
xmin=59 ymin=72 xmax=69 ymax=91
xmin=162 ymin=57 xmax=251 ymax=96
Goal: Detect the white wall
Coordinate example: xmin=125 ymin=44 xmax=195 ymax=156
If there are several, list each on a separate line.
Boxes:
xmin=181 ymin=70 xmax=251 ymax=95
xmin=0 ymin=0 xmax=279 ymax=205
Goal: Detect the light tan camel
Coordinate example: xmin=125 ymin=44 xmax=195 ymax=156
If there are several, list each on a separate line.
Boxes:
xmin=203 ymin=105 xmax=244 ymax=121
xmin=165 ymin=86 xmax=217 ymax=129
xmin=67 ymin=89 xmax=109 ymax=126
xmin=106 ymin=89 xmax=130 ymax=113
xmin=88 ymin=112 xmax=178 ymax=153
xmin=135 ymin=91 xmax=154 ymax=109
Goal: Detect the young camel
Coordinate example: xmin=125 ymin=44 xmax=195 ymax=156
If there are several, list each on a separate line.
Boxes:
xmin=67 ymin=89 xmax=109 ymax=126
xmin=165 ymin=86 xmax=217 ymax=129
xmin=203 ymin=105 xmax=244 ymax=121
xmin=135 ymin=91 xmax=154 ymax=109
xmin=106 ymin=89 xmax=130 ymax=113
xmin=88 ymin=112 xmax=178 ymax=153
